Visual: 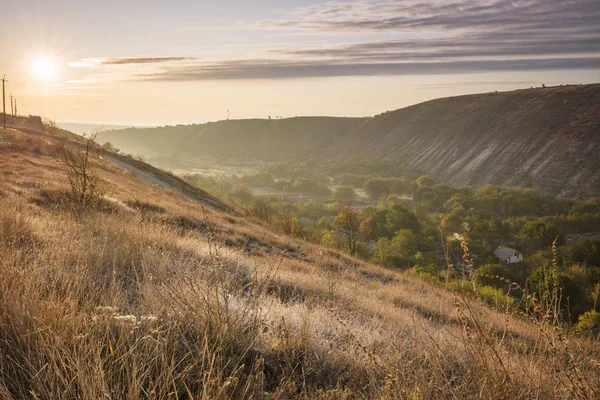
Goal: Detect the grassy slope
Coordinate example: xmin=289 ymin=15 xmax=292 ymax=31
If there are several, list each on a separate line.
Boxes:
xmin=0 ymin=126 xmax=598 ymax=398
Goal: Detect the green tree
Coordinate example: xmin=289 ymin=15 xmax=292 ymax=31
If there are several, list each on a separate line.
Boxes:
xmin=386 ymin=204 xmax=420 ymax=235
xmin=373 ymin=237 xmax=398 ymax=267
xmin=373 ymin=229 xmax=419 ymax=269
xmin=333 ymin=185 xmax=357 ymax=203
xmin=321 ymin=230 xmax=342 ymax=249
xmin=391 ymin=229 xmax=419 ymax=262
xmin=475 ymin=263 xmax=513 ymax=290
xmin=416 ymin=175 xmax=435 ymax=187
xmin=363 ymin=178 xmax=393 ymax=202
xmin=517 ymin=218 xmax=561 ymax=249
xmin=360 ymin=206 xmax=389 ymax=240
xmin=441 ymin=213 xmax=463 ymax=234
xmin=334 ymin=206 xmax=364 ymax=254
xmin=315 ymin=216 xmax=334 ymax=231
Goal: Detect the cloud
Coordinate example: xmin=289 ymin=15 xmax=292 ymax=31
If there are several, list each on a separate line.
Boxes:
xmin=69 ymin=57 xmax=195 ymax=68
xmin=135 ymin=57 xmax=600 ymax=81
xmin=71 ymin=0 xmax=600 ymax=82
xmin=100 ymin=57 xmax=195 ymax=65
xmin=264 ymin=0 xmax=600 ymax=35
xmin=273 ymin=35 xmax=600 ymax=62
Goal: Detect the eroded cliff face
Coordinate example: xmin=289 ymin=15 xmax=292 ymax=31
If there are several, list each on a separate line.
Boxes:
xmin=333 ymin=84 xmax=600 ymax=198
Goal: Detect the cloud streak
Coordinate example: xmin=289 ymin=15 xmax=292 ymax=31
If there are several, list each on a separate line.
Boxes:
xmin=101 ymin=57 xmax=195 ymax=65
xmin=69 ymin=57 xmax=195 ymax=68
xmin=265 ymin=0 xmax=600 ymax=35
xmin=71 ymin=0 xmax=600 ymax=81
xmin=136 ymin=57 xmax=600 ymax=81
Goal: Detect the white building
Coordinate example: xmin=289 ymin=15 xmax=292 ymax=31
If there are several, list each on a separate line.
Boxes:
xmin=494 ymin=247 xmax=523 ymax=266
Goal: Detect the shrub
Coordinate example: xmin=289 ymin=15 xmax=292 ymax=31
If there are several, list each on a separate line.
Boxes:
xmin=446 ymin=280 xmax=474 ymax=294
xmin=575 ymin=310 xmax=600 ymax=333
xmin=478 ymin=285 xmax=513 ymax=309
xmin=413 ymin=264 xmax=439 ymax=283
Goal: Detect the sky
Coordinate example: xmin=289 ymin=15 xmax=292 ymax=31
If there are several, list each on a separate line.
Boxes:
xmin=1 ymin=0 xmax=599 ymax=125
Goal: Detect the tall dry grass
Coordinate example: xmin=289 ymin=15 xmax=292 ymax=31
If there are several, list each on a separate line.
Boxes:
xmin=0 ymin=128 xmax=598 ymax=398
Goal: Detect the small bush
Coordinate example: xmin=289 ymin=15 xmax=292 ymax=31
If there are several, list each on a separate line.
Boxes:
xmin=575 ymin=310 xmax=600 ymax=333
xmin=446 ymin=279 xmax=474 ymax=294
xmin=477 ymin=285 xmax=513 ymax=309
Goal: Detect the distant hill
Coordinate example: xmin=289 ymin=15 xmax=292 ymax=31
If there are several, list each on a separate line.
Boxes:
xmin=332 ymin=84 xmax=600 ymax=198
xmin=100 ymin=84 xmax=600 ymax=198
xmin=58 ymin=122 xmax=147 ymax=135
xmin=99 ymin=117 xmax=364 ymax=159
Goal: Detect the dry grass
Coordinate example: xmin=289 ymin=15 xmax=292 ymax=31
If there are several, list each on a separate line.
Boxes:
xmin=0 ymin=127 xmax=598 ymax=398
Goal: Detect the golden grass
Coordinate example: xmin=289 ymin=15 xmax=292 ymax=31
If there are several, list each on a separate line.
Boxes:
xmin=0 ymin=127 xmax=598 ymax=398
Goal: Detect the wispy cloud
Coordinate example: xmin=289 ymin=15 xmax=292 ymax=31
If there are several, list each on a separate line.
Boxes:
xmin=69 ymin=57 xmax=196 ymax=68
xmin=263 ymin=0 xmax=600 ymax=35
xmin=68 ymin=0 xmax=600 ymax=82
xmin=135 ymin=57 xmax=600 ymax=81
xmin=101 ymin=57 xmax=195 ymax=65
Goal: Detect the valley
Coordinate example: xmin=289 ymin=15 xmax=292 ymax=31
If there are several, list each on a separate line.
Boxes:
xmin=101 ymin=84 xmax=600 ymax=199
xmin=0 ymin=118 xmax=598 ymax=398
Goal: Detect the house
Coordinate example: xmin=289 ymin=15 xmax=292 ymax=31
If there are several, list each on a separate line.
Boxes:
xmin=494 ymin=247 xmax=523 ymax=266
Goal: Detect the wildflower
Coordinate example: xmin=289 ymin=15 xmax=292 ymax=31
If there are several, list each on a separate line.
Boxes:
xmin=113 ymin=314 xmax=137 ymax=324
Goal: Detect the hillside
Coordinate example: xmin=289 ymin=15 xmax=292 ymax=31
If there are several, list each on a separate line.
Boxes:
xmin=100 ymin=117 xmax=364 ymax=160
xmin=57 ymin=122 xmax=142 ymax=135
xmin=100 ymin=84 xmax=600 ymax=198
xmin=334 ymin=84 xmax=600 ymax=198
xmin=0 ymin=121 xmax=599 ymax=398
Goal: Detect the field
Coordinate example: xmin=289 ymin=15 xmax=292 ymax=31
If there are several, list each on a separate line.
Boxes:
xmin=0 ymin=126 xmax=599 ymax=399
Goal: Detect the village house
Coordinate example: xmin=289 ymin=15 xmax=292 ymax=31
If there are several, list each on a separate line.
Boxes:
xmin=494 ymin=247 xmax=523 ymax=266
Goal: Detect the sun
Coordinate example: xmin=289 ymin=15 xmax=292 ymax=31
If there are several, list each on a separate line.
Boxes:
xmin=31 ymin=56 xmax=57 ymax=80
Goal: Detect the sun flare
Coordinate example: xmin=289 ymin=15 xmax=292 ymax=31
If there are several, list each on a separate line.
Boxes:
xmin=31 ymin=56 xmax=57 ymax=80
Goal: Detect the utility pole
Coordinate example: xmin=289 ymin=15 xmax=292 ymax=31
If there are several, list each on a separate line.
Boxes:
xmin=14 ymin=98 xmax=17 ymax=116
xmin=2 ymin=76 xmax=7 ymax=129
xmin=10 ymin=94 xmax=14 ymax=117
xmin=227 ymin=109 xmax=230 ymax=120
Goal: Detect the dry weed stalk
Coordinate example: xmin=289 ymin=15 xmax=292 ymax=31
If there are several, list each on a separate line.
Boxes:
xmin=60 ymin=130 xmax=105 ymax=211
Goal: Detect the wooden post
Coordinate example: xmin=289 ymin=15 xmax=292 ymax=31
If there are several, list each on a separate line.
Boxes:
xmin=2 ymin=76 xmax=7 ymax=129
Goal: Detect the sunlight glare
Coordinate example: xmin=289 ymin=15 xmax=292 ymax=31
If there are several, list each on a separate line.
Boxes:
xmin=31 ymin=56 xmax=57 ymax=80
